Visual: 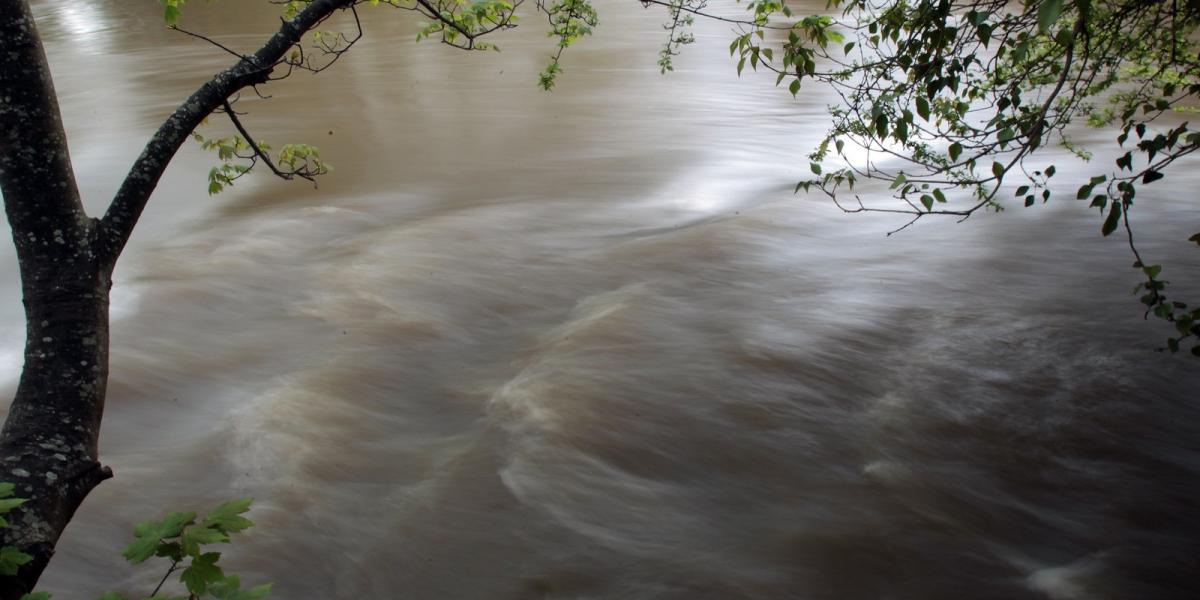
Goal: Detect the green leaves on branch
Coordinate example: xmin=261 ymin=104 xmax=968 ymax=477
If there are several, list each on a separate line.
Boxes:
xmin=0 ymin=545 xmax=33 ymax=577
xmin=194 ymin=132 xmax=252 ymax=195
xmin=123 ymin=511 xmax=195 ymax=564
xmin=281 ymin=1 xmax=317 ymax=20
xmin=159 ymin=0 xmax=187 ymax=26
xmin=0 ymin=482 xmax=33 ymax=577
xmin=1130 ymin=259 xmax=1200 ymax=355
xmin=539 ymin=0 xmax=598 ymax=90
xmin=645 ymin=0 xmax=1200 ymax=355
xmin=111 ymin=498 xmax=270 ymax=599
xmin=192 ymin=131 xmax=331 ymax=195
xmin=656 ymin=0 xmax=699 ymax=74
xmin=0 ymin=493 xmax=270 ymax=599
xmin=1076 ymin=174 xmax=1107 ymax=199
xmin=1036 ymin=0 xmax=1065 ymax=34
xmin=414 ymin=0 xmax=518 ymax=50
xmin=0 ymin=486 xmax=51 ymax=600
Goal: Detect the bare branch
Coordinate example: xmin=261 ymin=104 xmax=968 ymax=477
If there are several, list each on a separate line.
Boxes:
xmin=168 ymin=24 xmax=250 ymax=62
xmin=99 ymin=0 xmax=358 ymax=265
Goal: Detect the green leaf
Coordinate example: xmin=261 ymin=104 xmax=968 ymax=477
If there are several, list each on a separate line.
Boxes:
xmin=1116 ymin=151 xmax=1133 ymax=170
xmin=1101 ymin=203 xmax=1122 ymax=236
xmin=991 ymin=161 xmax=1005 ymax=180
xmin=181 ymin=525 xmax=228 ymax=557
xmin=920 ymin=195 xmax=934 ymax=211
xmin=948 ymin=142 xmax=962 ymax=161
xmin=0 ymin=546 xmax=33 ymax=576
xmin=1037 ymin=0 xmax=1064 ymax=34
xmin=1142 ymin=170 xmax=1164 ymax=184
xmin=123 ymin=512 xmax=195 ymax=564
xmin=916 ymin=96 xmax=930 ymax=121
xmin=164 ymin=4 xmax=182 ymax=26
xmin=789 ymin=79 xmax=801 ymax=97
xmin=203 ymin=498 xmax=254 ymax=534
xmin=0 ymin=483 xmax=15 ymax=498
xmin=181 ymin=552 xmax=225 ymax=595
xmin=1188 ymin=233 xmax=1200 ymax=246
xmin=0 ymin=498 xmax=26 ymax=513
xmin=1143 ymin=265 xmax=1162 ymax=278
xmin=19 ymin=593 xmax=52 ymax=600
xmin=207 ymin=575 xmax=273 ymax=600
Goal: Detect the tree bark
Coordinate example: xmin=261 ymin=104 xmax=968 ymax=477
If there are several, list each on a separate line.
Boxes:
xmin=0 ymin=0 xmax=114 ymax=596
xmin=0 ymin=0 xmax=354 ymax=595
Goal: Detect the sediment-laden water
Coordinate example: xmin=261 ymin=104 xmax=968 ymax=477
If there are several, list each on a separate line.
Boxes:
xmin=3 ymin=1 xmax=1198 ymax=598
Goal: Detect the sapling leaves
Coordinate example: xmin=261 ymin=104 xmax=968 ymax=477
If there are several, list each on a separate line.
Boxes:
xmin=111 ymin=498 xmax=269 ymax=599
xmin=181 ymin=525 xmax=229 ymax=557
xmin=181 ymin=552 xmax=226 ymax=595
xmin=0 ymin=545 xmax=33 ymax=576
xmin=159 ymin=0 xmax=187 ymax=26
xmin=203 ymin=498 xmax=254 ymax=533
xmin=123 ymin=512 xmax=196 ymax=564
xmin=207 ymin=575 xmax=273 ymax=600
xmin=0 ymin=485 xmax=35 ymax=579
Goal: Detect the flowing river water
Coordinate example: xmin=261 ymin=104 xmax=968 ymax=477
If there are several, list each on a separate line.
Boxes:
xmin=4 ymin=1 xmax=1200 ymax=598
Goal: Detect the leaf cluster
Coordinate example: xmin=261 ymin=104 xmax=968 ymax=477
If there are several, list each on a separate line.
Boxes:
xmin=2 ymin=481 xmax=269 ymax=600
xmin=107 ymin=498 xmax=268 ymax=600
xmin=647 ymin=0 xmax=1200 ymax=353
xmin=191 ymin=130 xmax=331 ymax=195
xmin=0 ymin=483 xmax=33 ymax=579
xmin=538 ymin=0 xmax=599 ymax=89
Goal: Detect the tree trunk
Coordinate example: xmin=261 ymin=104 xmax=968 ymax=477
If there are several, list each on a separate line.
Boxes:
xmin=0 ymin=0 xmax=355 ymax=594
xmin=0 ymin=253 xmax=113 ymax=599
xmin=0 ymin=0 xmax=113 ymax=596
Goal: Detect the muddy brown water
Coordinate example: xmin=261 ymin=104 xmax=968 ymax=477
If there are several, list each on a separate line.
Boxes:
xmin=2 ymin=1 xmax=1198 ymax=598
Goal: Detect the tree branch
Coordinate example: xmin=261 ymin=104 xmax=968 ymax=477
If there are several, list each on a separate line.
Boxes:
xmin=98 ymin=0 xmax=358 ymax=266
xmin=221 ymin=100 xmax=315 ymax=183
xmin=0 ymin=0 xmax=88 ymax=250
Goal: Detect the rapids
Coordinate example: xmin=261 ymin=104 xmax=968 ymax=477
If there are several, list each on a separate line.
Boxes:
xmin=3 ymin=1 xmax=1198 ymax=598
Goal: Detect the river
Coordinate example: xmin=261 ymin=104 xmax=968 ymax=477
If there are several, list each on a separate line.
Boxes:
xmin=4 ymin=1 xmax=1199 ymax=598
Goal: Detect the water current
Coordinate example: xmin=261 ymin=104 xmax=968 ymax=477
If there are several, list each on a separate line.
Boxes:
xmin=4 ymin=1 xmax=1200 ymax=598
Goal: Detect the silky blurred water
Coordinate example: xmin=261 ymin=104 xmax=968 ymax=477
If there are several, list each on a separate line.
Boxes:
xmin=3 ymin=1 xmax=1199 ymax=598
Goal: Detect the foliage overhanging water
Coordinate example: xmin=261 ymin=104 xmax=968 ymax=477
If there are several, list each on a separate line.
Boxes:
xmin=2 ymin=1 xmax=1198 ymax=598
